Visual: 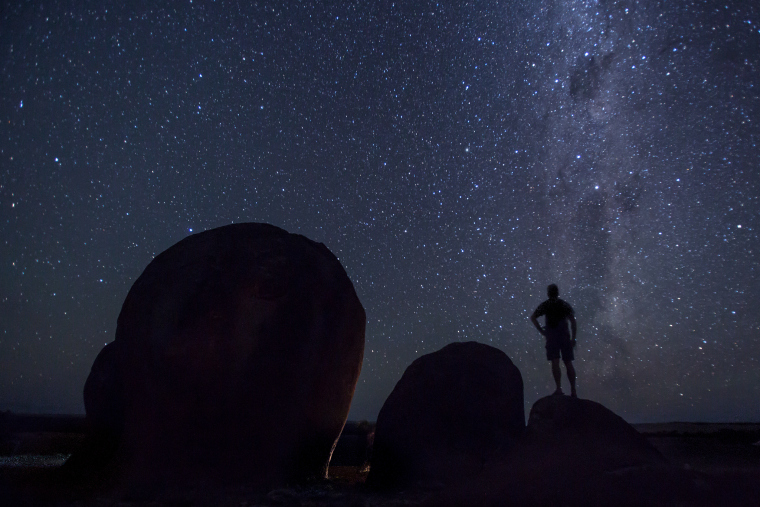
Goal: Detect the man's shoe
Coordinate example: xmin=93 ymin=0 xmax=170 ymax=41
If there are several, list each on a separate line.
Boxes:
xmin=553 ymin=388 xmax=564 ymax=396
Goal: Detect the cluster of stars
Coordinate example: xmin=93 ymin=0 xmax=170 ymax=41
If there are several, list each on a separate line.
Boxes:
xmin=0 ymin=0 xmax=758 ymax=422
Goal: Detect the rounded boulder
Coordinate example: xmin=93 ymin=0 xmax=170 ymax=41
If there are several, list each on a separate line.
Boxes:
xmin=91 ymin=223 xmax=365 ymax=493
xmin=367 ymin=341 xmax=524 ymax=489
xmin=524 ymin=394 xmax=667 ymax=473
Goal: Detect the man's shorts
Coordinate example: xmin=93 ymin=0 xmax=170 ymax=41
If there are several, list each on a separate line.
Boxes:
xmin=545 ymin=328 xmax=574 ymax=361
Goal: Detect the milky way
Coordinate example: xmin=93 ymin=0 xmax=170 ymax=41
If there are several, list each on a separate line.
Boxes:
xmin=1 ymin=0 xmax=758 ymax=422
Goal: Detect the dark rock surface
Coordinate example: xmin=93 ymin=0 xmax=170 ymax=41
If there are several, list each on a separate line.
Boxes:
xmin=83 ymin=341 xmax=124 ymax=437
xmin=525 ymin=394 xmax=667 ymax=473
xmin=426 ymin=395 xmax=715 ymax=507
xmin=367 ymin=341 xmax=524 ymax=489
xmin=75 ymin=223 xmax=365 ymax=494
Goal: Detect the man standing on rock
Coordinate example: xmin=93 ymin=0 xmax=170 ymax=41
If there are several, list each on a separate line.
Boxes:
xmin=530 ymin=284 xmax=577 ymax=397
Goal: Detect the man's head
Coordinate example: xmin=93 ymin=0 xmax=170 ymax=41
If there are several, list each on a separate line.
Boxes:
xmin=547 ymin=284 xmax=559 ymax=299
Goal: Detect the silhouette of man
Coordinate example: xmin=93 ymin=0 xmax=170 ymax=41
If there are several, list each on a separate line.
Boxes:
xmin=530 ymin=284 xmax=577 ymax=397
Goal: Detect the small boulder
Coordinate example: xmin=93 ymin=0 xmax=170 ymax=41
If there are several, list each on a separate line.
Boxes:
xmin=427 ymin=395 xmax=675 ymax=507
xmin=78 ymin=223 xmax=365 ymax=494
xmin=525 ymin=394 xmax=666 ymax=474
xmin=367 ymin=341 xmax=524 ymax=489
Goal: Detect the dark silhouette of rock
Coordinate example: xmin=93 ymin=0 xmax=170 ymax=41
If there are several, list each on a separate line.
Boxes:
xmin=367 ymin=341 xmax=524 ymax=489
xmin=83 ymin=341 xmax=124 ymax=437
xmin=425 ymin=395 xmax=692 ymax=507
xmin=525 ymin=394 xmax=666 ymax=473
xmin=63 ymin=342 xmax=124 ymax=476
xmin=77 ymin=223 xmax=365 ymax=494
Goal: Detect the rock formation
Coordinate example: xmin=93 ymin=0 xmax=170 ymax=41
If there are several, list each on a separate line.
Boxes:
xmin=367 ymin=341 xmax=524 ymax=489
xmin=525 ymin=394 xmax=666 ymax=473
xmin=425 ymin=395 xmax=695 ymax=507
xmin=77 ymin=223 xmax=365 ymax=494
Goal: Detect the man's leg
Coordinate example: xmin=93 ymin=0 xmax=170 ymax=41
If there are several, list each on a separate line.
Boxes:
xmin=551 ymin=358 xmax=562 ymax=394
xmin=564 ymin=360 xmax=577 ymax=397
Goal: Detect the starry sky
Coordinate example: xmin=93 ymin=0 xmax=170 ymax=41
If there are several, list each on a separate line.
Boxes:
xmin=1 ymin=0 xmax=759 ymax=423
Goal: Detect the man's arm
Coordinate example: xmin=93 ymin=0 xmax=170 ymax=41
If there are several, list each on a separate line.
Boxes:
xmin=530 ymin=310 xmax=545 ymax=336
xmin=569 ymin=314 xmax=577 ymax=344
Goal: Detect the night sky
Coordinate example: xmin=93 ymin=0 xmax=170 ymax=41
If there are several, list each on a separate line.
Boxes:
xmin=2 ymin=0 xmax=759 ymax=423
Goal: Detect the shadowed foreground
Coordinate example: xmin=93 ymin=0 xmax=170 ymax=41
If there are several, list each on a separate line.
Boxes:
xmin=2 ymin=414 xmax=760 ymax=507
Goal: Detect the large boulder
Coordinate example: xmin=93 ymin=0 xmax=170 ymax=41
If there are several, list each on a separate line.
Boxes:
xmin=367 ymin=341 xmax=525 ymax=489
xmin=79 ymin=223 xmax=365 ymax=494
